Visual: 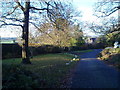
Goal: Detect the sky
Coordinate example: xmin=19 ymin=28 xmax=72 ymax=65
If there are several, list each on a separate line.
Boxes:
xmin=72 ymin=0 xmax=118 ymax=37
xmin=74 ymin=1 xmax=97 ymax=21
xmin=72 ymin=0 xmax=98 ymax=37
xmin=0 ymin=0 xmax=117 ymax=38
xmin=0 ymin=0 xmax=98 ymax=38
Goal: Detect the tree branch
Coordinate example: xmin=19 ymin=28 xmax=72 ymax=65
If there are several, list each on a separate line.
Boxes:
xmin=1 ymin=17 xmax=23 ymax=22
xmin=102 ymin=8 xmax=119 ymax=17
xmin=29 ymin=22 xmax=54 ymax=39
xmin=0 ymin=20 xmax=23 ymax=28
xmin=45 ymin=2 xmax=57 ymax=9
xmin=30 ymin=7 xmax=48 ymax=10
xmin=95 ymin=5 xmax=120 ymax=17
xmin=5 ymin=5 xmax=19 ymax=16
xmin=15 ymin=2 xmax=25 ymax=12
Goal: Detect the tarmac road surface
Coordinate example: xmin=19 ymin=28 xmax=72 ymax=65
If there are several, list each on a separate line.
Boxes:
xmin=71 ymin=49 xmax=120 ymax=88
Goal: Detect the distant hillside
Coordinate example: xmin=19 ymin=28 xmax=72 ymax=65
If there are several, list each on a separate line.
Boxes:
xmin=0 ymin=37 xmax=17 ymax=44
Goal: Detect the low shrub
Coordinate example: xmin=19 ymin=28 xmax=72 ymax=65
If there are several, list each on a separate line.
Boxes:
xmin=98 ymin=48 xmax=120 ymax=69
xmin=99 ymin=48 xmax=120 ymax=59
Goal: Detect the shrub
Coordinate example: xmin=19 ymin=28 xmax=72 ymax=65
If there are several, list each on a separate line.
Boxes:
xmin=2 ymin=44 xmax=22 ymax=59
xmin=98 ymin=48 xmax=120 ymax=69
xmin=2 ymin=44 xmax=63 ymax=59
xmin=99 ymin=48 xmax=120 ymax=58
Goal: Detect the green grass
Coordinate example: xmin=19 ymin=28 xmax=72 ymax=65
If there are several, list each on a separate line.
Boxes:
xmin=74 ymin=49 xmax=93 ymax=53
xmin=2 ymin=53 xmax=77 ymax=88
xmin=2 ymin=53 xmax=74 ymax=64
xmin=2 ymin=50 xmax=93 ymax=88
xmin=2 ymin=58 xmax=21 ymax=64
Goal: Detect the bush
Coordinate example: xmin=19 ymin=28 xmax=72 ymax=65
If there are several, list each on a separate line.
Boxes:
xmin=3 ymin=43 xmax=106 ymax=59
xmin=99 ymin=48 xmax=120 ymax=57
xmin=98 ymin=48 xmax=120 ymax=69
xmin=30 ymin=45 xmax=63 ymax=56
xmin=108 ymin=54 xmax=120 ymax=64
xmin=2 ymin=44 xmax=22 ymax=59
xmin=2 ymin=44 xmax=63 ymax=59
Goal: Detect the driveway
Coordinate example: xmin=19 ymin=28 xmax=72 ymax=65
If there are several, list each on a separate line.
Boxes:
xmin=71 ymin=49 xmax=120 ymax=88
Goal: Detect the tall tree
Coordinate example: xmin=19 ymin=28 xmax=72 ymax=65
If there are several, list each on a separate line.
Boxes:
xmin=0 ymin=0 xmax=59 ymax=64
xmin=31 ymin=2 xmax=83 ymax=48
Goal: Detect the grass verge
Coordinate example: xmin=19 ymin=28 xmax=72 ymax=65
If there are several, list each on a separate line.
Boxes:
xmin=73 ymin=49 xmax=93 ymax=53
xmin=2 ymin=53 xmax=78 ymax=88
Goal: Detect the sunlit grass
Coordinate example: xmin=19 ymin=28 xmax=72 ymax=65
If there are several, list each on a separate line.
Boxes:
xmin=2 ymin=53 xmax=74 ymax=64
xmin=74 ymin=49 xmax=93 ymax=53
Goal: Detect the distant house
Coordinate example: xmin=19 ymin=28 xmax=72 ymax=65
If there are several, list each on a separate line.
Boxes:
xmin=0 ymin=37 xmax=18 ymax=44
xmin=85 ymin=37 xmax=96 ymax=44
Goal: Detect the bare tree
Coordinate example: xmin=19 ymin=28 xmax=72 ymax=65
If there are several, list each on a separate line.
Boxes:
xmin=91 ymin=0 xmax=120 ymax=34
xmin=92 ymin=0 xmax=120 ymax=45
xmin=93 ymin=0 xmax=120 ymax=17
xmin=33 ymin=2 xmax=82 ymax=48
xmin=0 ymin=0 xmax=60 ymax=64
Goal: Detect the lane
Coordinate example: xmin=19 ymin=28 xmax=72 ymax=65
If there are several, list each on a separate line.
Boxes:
xmin=71 ymin=49 xmax=120 ymax=88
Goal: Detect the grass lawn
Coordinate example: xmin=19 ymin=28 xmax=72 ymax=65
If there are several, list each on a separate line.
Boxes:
xmin=2 ymin=50 xmax=93 ymax=88
xmin=74 ymin=49 xmax=93 ymax=53
xmin=2 ymin=53 xmax=78 ymax=88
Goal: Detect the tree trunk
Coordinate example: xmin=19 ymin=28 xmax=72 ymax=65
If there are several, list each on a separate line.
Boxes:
xmin=21 ymin=1 xmax=31 ymax=64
